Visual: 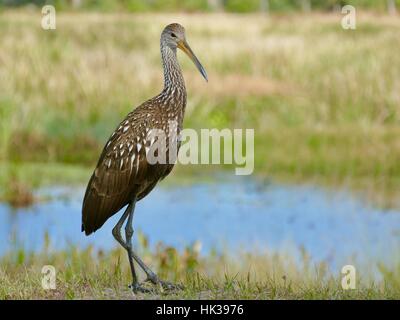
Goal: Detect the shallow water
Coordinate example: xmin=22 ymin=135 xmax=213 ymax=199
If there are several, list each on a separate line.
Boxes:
xmin=0 ymin=176 xmax=399 ymax=273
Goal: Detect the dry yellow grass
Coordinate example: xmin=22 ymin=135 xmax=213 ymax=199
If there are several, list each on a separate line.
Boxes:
xmin=1 ymin=243 xmax=398 ymax=299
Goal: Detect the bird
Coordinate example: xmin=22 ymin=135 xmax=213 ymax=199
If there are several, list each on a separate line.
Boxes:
xmin=81 ymin=23 xmax=207 ymax=293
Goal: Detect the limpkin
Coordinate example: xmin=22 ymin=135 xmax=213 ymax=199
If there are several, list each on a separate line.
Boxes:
xmin=82 ymin=23 xmax=207 ymax=292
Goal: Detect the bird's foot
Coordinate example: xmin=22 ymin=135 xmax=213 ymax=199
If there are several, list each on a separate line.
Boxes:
xmin=145 ymin=274 xmax=184 ymax=292
xmin=129 ymin=282 xmax=154 ymax=294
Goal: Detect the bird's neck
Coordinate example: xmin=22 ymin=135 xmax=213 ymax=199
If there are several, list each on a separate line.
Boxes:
xmin=161 ymin=45 xmax=186 ymax=93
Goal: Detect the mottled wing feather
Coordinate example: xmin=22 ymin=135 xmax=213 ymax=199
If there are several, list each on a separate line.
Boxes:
xmin=82 ymin=95 xmax=182 ymax=235
xmin=82 ymin=110 xmax=150 ymax=235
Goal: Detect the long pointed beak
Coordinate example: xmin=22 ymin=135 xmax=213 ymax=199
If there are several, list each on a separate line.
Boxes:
xmin=178 ymin=40 xmax=208 ymax=82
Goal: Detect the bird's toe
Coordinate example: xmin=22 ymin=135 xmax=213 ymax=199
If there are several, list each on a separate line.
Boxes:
xmin=157 ymin=280 xmax=185 ymax=292
xmin=129 ymin=282 xmax=154 ymax=294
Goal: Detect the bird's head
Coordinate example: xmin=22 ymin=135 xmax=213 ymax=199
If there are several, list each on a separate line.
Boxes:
xmin=161 ymin=23 xmax=208 ymax=82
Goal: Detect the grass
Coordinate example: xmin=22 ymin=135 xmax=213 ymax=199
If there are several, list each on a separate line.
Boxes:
xmin=1 ymin=237 xmax=399 ymax=300
xmin=0 ymin=10 xmax=400 ymax=299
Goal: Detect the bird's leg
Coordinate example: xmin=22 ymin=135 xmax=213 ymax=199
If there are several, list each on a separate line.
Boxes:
xmin=132 ymin=251 xmax=184 ymax=292
xmin=111 ymin=204 xmax=130 ymax=250
xmin=129 ymin=244 xmax=184 ymax=291
xmin=112 ymin=202 xmax=148 ymax=293
xmin=123 ymin=200 xmax=145 ymax=293
xmin=123 ymin=200 xmax=184 ymax=292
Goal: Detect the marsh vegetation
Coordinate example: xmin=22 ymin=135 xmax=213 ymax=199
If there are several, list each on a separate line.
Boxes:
xmin=0 ymin=10 xmax=399 ymax=299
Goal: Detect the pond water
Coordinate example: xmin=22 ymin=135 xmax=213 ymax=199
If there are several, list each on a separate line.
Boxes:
xmin=0 ymin=176 xmax=399 ymax=274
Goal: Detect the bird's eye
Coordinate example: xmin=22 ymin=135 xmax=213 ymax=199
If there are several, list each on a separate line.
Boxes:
xmin=171 ymin=32 xmax=177 ymax=38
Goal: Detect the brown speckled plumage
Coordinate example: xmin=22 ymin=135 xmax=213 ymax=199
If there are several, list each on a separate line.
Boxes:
xmin=82 ymin=23 xmax=206 ymax=235
xmin=81 ymin=23 xmax=207 ymax=291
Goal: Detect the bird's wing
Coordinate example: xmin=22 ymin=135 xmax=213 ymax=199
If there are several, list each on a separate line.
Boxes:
xmin=82 ymin=111 xmax=151 ymax=235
